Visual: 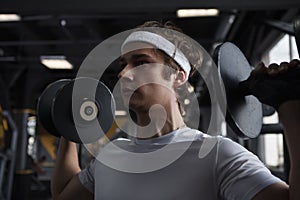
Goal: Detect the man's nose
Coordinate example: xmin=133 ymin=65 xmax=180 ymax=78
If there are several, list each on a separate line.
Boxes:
xmin=118 ymin=65 xmax=134 ymax=80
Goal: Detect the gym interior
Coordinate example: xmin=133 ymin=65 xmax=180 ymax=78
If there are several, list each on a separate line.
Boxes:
xmin=0 ymin=0 xmax=300 ymax=199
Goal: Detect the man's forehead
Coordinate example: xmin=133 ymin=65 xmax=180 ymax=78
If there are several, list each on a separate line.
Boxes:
xmin=121 ymin=41 xmax=154 ymax=55
xmin=120 ymin=49 xmax=156 ymax=62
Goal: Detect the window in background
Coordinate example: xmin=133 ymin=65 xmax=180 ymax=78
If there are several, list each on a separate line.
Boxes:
xmin=260 ymin=34 xmax=298 ymax=169
xmin=268 ymin=34 xmax=299 ymax=63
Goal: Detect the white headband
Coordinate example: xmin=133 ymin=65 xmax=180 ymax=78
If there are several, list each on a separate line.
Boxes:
xmin=121 ymin=31 xmax=191 ymax=80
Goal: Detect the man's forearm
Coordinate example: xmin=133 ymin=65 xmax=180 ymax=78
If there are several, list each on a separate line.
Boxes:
xmin=51 ymin=138 xmax=81 ymax=199
xmin=278 ymin=100 xmax=300 ymax=200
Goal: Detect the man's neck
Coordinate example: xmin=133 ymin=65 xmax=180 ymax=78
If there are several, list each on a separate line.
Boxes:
xmin=134 ymin=104 xmax=185 ymax=139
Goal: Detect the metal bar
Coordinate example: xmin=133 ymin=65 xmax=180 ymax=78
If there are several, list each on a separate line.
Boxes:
xmin=1 ymin=0 xmax=300 ymax=14
xmin=293 ymin=16 xmax=300 ymax=57
xmin=2 ymin=111 xmax=18 ymax=200
xmin=264 ymin=19 xmax=294 ymax=35
xmin=0 ymin=153 xmax=7 ymax=199
xmin=0 ymin=39 xmax=101 ymax=46
xmin=260 ymin=123 xmax=283 ymax=134
xmin=256 ymin=8 xmax=299 ymax=55
xmin=0 ymin=38 xmax=214 ymax=46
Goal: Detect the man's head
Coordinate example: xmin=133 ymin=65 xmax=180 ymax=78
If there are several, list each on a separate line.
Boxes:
xmin=118 ymin=21 xmax=202 ymax=115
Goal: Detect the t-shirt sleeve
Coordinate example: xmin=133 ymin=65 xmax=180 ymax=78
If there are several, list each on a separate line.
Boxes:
xmin=78 ymin=159 xmax=96 ymax=193
xmin=215 ymin=137 xmax=284 ymax=200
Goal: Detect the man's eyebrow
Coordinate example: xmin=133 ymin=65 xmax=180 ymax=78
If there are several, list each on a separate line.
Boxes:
xmin=120 ymin=53 xmax=153 ymax=62
xmin=131 ymin=54 xmax=152 ymax=60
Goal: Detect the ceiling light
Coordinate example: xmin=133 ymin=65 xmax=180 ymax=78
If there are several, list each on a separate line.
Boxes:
xmin=40 ymin=56 xmax=73 ymax=69
xmin=61 ymin=19 xmax=67 ymax=26
xmin=115 ymin=110 xmax=127 ymax=116
xmin=0 ymin=14 xmax=21 ymax=22
xmin=177 ymin=9 xmax=219 ymax=18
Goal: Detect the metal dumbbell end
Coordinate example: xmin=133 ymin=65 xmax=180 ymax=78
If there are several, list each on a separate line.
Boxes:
xmin=80 ymin=100 xmax=99 ymax=122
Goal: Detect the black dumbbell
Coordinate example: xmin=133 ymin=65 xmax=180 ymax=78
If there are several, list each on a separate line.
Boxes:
xmin=215 ymin=42 xmax=300 ymax=138
xmin=37 ymin=77 xmax=115 ymax=143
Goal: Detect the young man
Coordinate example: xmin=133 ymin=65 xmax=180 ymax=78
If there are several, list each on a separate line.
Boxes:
xmin=51 ymin=21 xmax=300 ymax=200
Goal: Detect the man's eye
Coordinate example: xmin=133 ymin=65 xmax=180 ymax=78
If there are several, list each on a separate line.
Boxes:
xmin=136 ymin=60 xmax=149 ymax=66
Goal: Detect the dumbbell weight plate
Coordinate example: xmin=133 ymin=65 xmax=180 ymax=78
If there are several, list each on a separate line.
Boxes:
xmin=37 ymin=79 xmax=71 ymax=137
xmin=214 ymin=42 xmax=263 ymax=138
xmin=294 ymin=16 xmax=300 ymax=55
xmin=52 ymin=77 xmax=115 ymax=143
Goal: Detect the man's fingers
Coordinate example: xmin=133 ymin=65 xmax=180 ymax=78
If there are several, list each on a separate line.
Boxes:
xmin=289 ymin=59 xmax=300 ymax=68
xmin=251 ymin=60 xmax=300 ymax=78
xmin=278 ymin=62 xmax=289 ymax=74
xmin=268 ymin=63 xmax=280 ymax=76
xmin=252 ymin=62 xmax=267 ymax=76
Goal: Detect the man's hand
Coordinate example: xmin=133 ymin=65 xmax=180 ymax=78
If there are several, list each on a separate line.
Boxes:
xmin=239 ymin=59 xmax=300 ymax=110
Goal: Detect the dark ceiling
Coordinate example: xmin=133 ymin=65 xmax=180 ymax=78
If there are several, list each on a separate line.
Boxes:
xmin=0 ymin=0 xmax=299 ymax=110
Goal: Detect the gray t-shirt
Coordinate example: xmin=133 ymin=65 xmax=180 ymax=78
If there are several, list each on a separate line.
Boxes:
xmin=78 ymin=127 xmax=282 ymax=200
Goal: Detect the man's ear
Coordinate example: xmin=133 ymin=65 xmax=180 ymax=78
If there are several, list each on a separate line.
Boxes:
xmin=174 ymin=70 xmax=186 ymax=88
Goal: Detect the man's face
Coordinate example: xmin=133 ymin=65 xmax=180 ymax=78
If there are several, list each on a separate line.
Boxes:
xmin=118 ymin=48 xmax=177 ymax=112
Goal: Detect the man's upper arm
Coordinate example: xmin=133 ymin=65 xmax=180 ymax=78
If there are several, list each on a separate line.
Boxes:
xmin=216 ymin=137 xmax=284 ymax=200
xmin=55 ymin=159 xmax=96 ymax=200
xmin=55 ymin=175 xmax=94 ymax=200
xmin=252 ymin=182 xmax=289 ymax=200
